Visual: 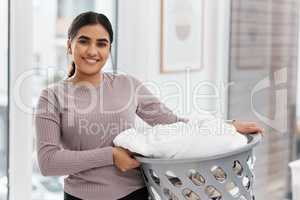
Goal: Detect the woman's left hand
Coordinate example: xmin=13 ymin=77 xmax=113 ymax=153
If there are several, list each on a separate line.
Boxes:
xmin=232 ymin=120 xmax=263 ymax=134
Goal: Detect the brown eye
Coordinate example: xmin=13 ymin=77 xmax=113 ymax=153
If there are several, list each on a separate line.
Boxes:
xmin=78 ymin=39 xmax=88 ymax=44
xmin=97 ymin=42 xmax=107 ymax=48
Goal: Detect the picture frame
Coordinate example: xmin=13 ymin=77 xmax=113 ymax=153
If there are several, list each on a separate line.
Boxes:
xmin=160 ymin=0 xmax=204 ymax=73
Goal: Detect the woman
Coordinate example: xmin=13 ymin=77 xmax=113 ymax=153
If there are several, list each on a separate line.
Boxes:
xmin=35 ymin=12 xmax=262 ymax=200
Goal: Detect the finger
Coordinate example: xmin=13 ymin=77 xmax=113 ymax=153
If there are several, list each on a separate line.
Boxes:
xmin=133 ymin=162 xmax=141 ymax=168
xmin=247 ymin=122 xmax=257 ymax=127
xmin=252 ymin=125 xmax=263 ymax=132
xmin=248 ymin=126 xmax=263 ymax=133
xmin=121 ymin=168 xmax=127 ymax=172
xmin=130 ymin=159 xmax=140 ymax=168
xmin=124 ymin=148 xmax=135 ymax=156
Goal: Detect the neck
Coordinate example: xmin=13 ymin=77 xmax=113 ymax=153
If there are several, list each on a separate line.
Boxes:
xmin=69 ymin=71 xmax=103 ymax=86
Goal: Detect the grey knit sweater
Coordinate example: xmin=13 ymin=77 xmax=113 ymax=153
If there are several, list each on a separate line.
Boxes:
xmin=34 ymin=72 xmax=186 ymax=200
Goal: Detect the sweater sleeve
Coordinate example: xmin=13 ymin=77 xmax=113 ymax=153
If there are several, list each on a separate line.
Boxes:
xmin=132 ymin=77 xmax=189 ymax=126
xmin=34 ymin=88 xmax=114 ymax=176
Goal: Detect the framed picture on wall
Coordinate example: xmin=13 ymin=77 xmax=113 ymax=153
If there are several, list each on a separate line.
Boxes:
xmin=160 ymin=0 xmax=204 ymax=73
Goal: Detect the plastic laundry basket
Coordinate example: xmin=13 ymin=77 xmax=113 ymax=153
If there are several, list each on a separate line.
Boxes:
xmin=135 ymin=134 xmax=262 ymax=200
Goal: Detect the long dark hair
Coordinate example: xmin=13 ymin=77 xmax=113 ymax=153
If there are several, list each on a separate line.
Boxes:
xmin=67 ymin=11 xmax=114 ymax=78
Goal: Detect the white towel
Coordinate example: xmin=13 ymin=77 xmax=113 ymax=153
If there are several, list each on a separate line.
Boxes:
xmin=113 ymin=118 xmax=247 ymax=159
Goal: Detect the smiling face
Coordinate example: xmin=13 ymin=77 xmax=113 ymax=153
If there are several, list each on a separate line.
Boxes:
xmin=68 ymin=24 xmax=110 ymax=76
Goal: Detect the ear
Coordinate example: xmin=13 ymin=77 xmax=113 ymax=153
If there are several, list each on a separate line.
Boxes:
xmin=67 ymin=40 xmax=72 ymax=54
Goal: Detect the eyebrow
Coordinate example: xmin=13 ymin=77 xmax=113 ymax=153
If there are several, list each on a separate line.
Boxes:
xmin=78 ymin=35 xmax=109 ymax=43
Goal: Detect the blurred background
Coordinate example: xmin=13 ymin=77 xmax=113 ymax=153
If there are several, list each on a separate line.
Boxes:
xmin=1 ymin=0 xmax=300 ymax=199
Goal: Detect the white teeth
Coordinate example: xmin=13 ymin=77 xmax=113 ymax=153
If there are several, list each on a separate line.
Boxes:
xmin=85 ymin=58 xmax=98 ymax=64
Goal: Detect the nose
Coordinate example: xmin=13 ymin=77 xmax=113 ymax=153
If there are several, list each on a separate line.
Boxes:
xmin=86 ymin=44 xmax=98 ymax=57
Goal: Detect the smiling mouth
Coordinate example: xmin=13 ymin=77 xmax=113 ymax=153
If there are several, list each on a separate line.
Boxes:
xmin=83 ymin=57 xmax=100 ymax=64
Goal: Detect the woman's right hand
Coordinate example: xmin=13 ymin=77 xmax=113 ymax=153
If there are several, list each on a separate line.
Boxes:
xmin=112 ymin=147 xmax=140 ymax=172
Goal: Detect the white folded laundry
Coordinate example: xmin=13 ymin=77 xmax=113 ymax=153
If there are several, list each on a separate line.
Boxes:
xmin=113 ymin=118 xmax=248 ymax=159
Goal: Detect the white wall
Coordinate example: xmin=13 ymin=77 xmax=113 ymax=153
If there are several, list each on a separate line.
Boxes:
xmin=0 ymin=0 xmax=8 ymax=106
xmin=117 ymin=0 xmax=230 ymax=122
xmin=9 ymin=0 xmax=33 ymax=199
xmin=33 ymin=0 xmax=57 ymax=67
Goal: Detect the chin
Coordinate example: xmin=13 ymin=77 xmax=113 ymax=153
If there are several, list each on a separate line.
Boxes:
xmin=79 ymin=67 xmax=103 ymax=75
